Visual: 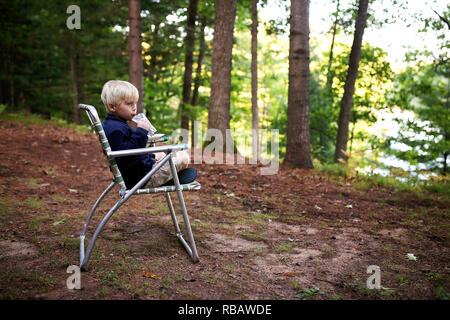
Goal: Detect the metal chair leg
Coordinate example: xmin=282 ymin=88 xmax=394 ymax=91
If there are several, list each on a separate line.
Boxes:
xmin=80 ymin=181 xmax=115 ymax=267
xmin=165 ymin=192 xmax=181 ymax=234
xmin=168 ymin=157 xmax=199 ymax=263
xmin=80 ymin=196 xmax=125 ymax=270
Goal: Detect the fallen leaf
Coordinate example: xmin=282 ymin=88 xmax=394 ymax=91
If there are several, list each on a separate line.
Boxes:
xmin=183 ymin=277 xmax=196 ymax=282
xmin=53 ymin=218 xmax=66 ymax=226
xmin=406 ymin=253 xmax=417 ymax=261
xmin=143 ymin=272 xmax=159 ymax=279
xmin=280 ymin=271 xmax=297 ymax=277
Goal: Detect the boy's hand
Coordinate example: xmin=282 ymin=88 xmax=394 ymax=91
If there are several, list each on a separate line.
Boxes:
xmin=128 ymin=120 xmax=137 ymax=130
xmin=137 ymin=117 xmax=150 ymax=131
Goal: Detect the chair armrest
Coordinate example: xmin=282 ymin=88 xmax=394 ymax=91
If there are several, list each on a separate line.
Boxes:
xmin=106 ymin=143 xmax=188 ymax=158
xmin=148 ymin=134 xmax=168 ymax=143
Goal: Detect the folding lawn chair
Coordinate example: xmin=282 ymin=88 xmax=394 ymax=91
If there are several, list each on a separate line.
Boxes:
xmin=78 ymin=104 xmax=200 ymax=270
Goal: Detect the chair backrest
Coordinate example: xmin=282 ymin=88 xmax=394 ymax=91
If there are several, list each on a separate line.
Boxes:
xmin=79 ymin=104 xmax=127 ymax=193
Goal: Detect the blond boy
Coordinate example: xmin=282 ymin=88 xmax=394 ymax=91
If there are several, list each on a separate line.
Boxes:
xmin=101 ymin=80 xmax=193 ymax=188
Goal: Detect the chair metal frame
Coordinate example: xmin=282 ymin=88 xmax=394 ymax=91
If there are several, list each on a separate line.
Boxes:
xmin=78 ymin=104 xmax=200 ymax=270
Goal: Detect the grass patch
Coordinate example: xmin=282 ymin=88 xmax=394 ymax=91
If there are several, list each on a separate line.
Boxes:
xmin=316 ymin=161 xmax=450 ymax=200
xmin=64 ymin=238 xmax=80 ymax=250
xmin=422 ymin=180 xmax=450 ymax=196
xmin=159 ymin=273 xmax=183 ymax=290
xmin=237 ymin=212 xmax=275 ymax=225
xmin=27 ymin=197 xmax=46 ymax=209
xmin=180 ymin=289 xmax=202 ymax=299
xmin=0 ymin=111 xmax=90 ymax=132
xmin=316 ymin=163 xmax=349 ymax=178
xmin=0 ymin=270 xmax=57 ymax=299
xmin=275 ymin=241 xmax=293 ymax=253
xmin=241 ymin=231 xmax=267 ymax=242
xmin=0 ymin=199 xmax=11 ymax=216
xmin=295 ymin=286 xmax=325 ymax=299
xmin=321 ymin=246 xmax=333 ymax=258
xmin=103 ymin=233 xmax=125 ymax=241
xmin=28 ymin=213 xmax=52 ymax=229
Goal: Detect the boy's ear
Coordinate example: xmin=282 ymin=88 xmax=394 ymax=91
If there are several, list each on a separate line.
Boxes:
xmin=107 ymin=103 xmax=115 ymax=112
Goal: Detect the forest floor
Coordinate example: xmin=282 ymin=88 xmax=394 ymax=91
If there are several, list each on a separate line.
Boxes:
xmin=0 ymin=117 xmax=449 ymax=300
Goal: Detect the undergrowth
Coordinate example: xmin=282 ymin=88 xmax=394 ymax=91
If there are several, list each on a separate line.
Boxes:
xmin=0 ymin=110 xmax=90 ymax=132
xmin=315 ymin=162 xmax=449 ymax=199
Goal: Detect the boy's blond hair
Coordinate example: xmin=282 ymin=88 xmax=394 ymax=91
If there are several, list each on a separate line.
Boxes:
xmin=101 ymin=80 xmax=139 ymax=109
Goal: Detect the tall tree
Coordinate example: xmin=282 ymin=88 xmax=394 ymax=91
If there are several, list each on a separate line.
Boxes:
xmin=180 ymin=0 xmax=199 ymax=131
xmin=251 ymin=0 xmax=259 ymax=160
xmin=325 ymin=0 xmax=341 ymax=95
xmin=68 ymin=32 xmax=80 ymax=124
xmin=191 ymin=14 xmax=208 ymax=148
xmin=284 ymin=0 xmax=314 ymax=168
xmin=191 ymin=15 xmax=208 ymax=110
xmin=128 ymin=0 xmax=144 ymax=113
xmin=334 ymin=0 xmax=369 ymax=163
xmin=207 ymin=0 xmax=238 ymax=149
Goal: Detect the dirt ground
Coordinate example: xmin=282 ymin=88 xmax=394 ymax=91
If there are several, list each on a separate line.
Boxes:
xmin=0 ymin=119 xmax=448 ymax=300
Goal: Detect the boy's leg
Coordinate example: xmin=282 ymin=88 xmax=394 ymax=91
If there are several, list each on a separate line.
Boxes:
xmin=154 ymin=152 xmax=166 ymax=162
xmin=145 ymin=151 xmax=190 ymax=187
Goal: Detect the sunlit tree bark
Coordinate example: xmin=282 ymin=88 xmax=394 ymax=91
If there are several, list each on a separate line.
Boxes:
xmin=334 ymin=0 xmax=369 ymax=163
xmin=284 ymin=0 xmax=314 ymax=168
xmin=128 ymin=0 xmax=143 ymax=113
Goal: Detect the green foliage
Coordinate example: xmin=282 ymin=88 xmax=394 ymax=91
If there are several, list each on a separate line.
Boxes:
xmin=295 ymin=286 xmax=325 ymax=299
xmin=0 ymin=0 xmax=128 ymax=122
xmin=315 ymin=161 xmax=349 ymax=178
xmin=0 ymin=0 xmax=446 ymax=180
xmin=316 ymin=157 xmax=450 ymax=198
xmin=310 ymin=42 xmax=393 ymax=163
xmin=140 ymin=0 xmax=213 ymax=134
xmin=381 ymin=63 xmax=449 ymax=173
xmin=0 ymin=111 xmax=90 ymax=132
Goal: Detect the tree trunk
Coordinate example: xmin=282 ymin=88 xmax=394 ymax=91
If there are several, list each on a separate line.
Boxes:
xmin=180 ymin=0 xmax=199 ymax=131
xmin=5 ymin=34 xmax=14 ymax=111
xmin=251 ymin=0 xmax=259 ymax=161
xmin=326 ymin=0 xmax=340 ymax=95
xmin=191 ymin=15 xmax=207 ymax=148
xmin=207 ymin=0 xmax=238 ymax=149
xmin=148 ymin=22 xmax=160 ymax=82
xmin=69 ymin=33 xmax=80 ymax=124
xmin=284 ymin=0 xmax=313 ymax=168
xmin=334 ymin=0 xmax=369 ymax=163
xmin=443 ymin=152 xmax=448 ymax=175
xmin=128 ymin=0 xmax=144 ymax=113
xmin=191 ymin=16 xmax=206 ymax=109
xmin=8 ymin=62 xmax=14 ymax=112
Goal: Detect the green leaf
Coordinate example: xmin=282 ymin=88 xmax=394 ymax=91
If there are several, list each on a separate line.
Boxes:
xmin=53 ymin=218 xmax=66 ymax=226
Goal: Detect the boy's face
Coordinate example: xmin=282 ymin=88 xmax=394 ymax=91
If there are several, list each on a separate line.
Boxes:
xmin=108 ymin=100 xmax=137 ymax=121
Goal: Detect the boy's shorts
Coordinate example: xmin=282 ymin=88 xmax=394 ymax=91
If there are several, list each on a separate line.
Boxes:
xmin=145 ymin=150 xmax=190 ymax=187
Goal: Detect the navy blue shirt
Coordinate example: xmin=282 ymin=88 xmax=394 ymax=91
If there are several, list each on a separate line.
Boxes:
xmin=102 ymin=113 xmax=156 ymax=188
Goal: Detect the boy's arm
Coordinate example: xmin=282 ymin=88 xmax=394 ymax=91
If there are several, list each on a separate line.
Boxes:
xmin=108 ymin=127 xmax=149 ymax=151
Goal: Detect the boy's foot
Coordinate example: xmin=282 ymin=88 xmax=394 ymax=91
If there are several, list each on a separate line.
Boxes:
xmin=162 ymin=168 xmax=197 ymax=186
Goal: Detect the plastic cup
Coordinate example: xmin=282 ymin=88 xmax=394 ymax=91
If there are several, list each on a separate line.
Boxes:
xmin=132 ymin=113 xmax=157 ymax=135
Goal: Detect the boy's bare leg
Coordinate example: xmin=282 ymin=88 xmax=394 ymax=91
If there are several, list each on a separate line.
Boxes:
xmin=154 ymin=152 xmax=166 ymax=162
xmin=145 ymin=151 xmax=190 ymax=187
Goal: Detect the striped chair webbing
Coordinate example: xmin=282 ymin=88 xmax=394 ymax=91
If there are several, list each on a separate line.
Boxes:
xmin=135 ymin=181 xmax=201 ymax=194
xmin=79 ymin=104 xmax=126 ymax=191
